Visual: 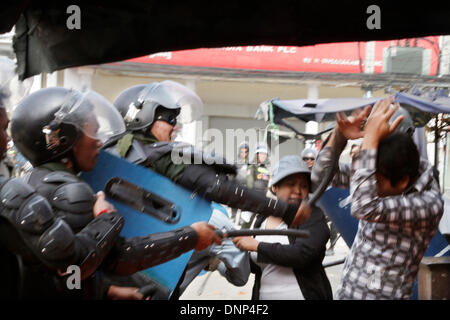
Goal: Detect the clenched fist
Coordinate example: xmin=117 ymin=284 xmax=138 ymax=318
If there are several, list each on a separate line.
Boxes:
xmin=190 ymin=221 xmax=223 ymax=251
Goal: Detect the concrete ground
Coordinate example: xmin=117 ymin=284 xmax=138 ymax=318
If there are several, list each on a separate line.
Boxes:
xmin=180 ymin=233 xmax=349 ymax=300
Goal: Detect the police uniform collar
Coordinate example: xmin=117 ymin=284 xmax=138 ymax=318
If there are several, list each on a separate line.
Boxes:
xmin=133 ymin=132 xmax=158 ymax=144
xmin=39 ymin=161 xmax=74 ymax=174
xmin=116 ymin=132 xmax=159 ymax=158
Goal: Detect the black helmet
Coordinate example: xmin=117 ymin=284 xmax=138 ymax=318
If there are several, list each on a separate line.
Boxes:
xmin=113 ymin=80 xmax=203 ymax=132
xmin=11 ymin=87 xmax=125 ymax=166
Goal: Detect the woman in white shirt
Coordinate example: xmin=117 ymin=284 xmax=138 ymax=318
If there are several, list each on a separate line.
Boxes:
xmin=233 ymin=155 xmax=332 ymax=300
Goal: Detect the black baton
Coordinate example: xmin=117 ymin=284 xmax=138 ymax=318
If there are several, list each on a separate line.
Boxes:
xmin=215 ymin=229 xmax=310 ymax=238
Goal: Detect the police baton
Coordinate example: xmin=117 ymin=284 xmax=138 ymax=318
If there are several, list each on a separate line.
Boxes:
xmin=215 ymin=228 xmax=310 ymax=238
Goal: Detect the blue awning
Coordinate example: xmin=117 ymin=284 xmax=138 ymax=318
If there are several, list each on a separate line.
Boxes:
xmin=268 ymin=92 xmax=450 ymax=125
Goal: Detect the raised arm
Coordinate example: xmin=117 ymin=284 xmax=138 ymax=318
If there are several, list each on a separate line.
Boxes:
xmin=312 ymin=105 xmax=372 ymax=191
xmin=292 ymin=105 xmax=371 ymax=226
xmin=351 ymin=97 xmax=443 ymax=224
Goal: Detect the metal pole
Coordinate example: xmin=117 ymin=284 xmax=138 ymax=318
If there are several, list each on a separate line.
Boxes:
xmin=323 ymin=258 xmax=346 ymax=268
xmin=435 ymin=114 xmax=440 ymax=168
xmin=444 ymin=131 xmax=449 ymax=194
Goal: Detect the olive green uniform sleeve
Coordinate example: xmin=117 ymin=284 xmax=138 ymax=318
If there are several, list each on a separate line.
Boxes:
xmin=150 ymin=153 xmax=191 ymax=183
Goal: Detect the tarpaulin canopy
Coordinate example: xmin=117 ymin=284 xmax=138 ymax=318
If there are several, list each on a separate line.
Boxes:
xmin=3 ymin=1 xmax=450 ymax=79
xmin=265 ymin=92 xmax=450 ymax=125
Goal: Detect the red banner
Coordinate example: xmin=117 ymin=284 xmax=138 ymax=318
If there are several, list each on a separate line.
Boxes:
xmin=127 ymin=37 xmax=440 ymax=75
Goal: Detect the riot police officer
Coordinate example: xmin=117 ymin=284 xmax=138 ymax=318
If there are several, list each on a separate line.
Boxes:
xmin=10 ymin=87 xmax=222 ymax=299
xmin=0 ymin=86 xmax=125 ymax=299
xmin=247 ymin=144 xmax=271 ymax=193
xmin=110 ymin=80 xmax=310 ymax=228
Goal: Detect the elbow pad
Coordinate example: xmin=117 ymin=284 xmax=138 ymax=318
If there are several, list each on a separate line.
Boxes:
xmin=178 ymin=165 xmax=297 ymax=224
xmin=75 ymin=212 xmax=124 ymax=279
xmin=0 ymin=177 xmax=124 ymax=279
xmin=105 ymin=226 xmax=197 ymax=276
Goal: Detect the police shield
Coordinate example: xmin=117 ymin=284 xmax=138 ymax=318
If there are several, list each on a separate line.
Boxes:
xmin=81 ymin=150 xmax=215 ymax=295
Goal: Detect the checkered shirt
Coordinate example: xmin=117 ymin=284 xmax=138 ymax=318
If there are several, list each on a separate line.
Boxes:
xmin=329 ymin=149 xmax=443 ymax=300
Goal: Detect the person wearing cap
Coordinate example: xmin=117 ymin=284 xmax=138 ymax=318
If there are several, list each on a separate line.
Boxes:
xmin=301 ymin=148 xmax=317 ymax=171
xmin=312 ymin=97 xmax=443 ymax=299
xmin=233 ymin=155 xmax=332 ymax=300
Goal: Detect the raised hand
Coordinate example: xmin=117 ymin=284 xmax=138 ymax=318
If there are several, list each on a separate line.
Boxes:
xmin=362 ymin=97 xmax=404 ymax=149
xmin=336 ymin=105 xmax=372 ymax=140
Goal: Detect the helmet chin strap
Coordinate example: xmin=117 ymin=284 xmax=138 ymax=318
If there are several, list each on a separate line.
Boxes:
xmin=141 ymin=126 xmax=153 ymax=138
xmin=60 ymin=150 xmax=81 ymax=173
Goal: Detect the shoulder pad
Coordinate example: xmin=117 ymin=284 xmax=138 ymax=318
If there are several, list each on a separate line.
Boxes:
xmin=42 ymin=171 xmax=79 ymax=184
xmin=51 ymin=181 xmax=95 ymax=231
xmin=52 ymin=181 xmax=95 ymax=212
xmin=0 ymin=178 xmax=36 ymax=210
xmin=31 ymin=170 xmax=95 ymax=231
xmin=34 ymin=171 xmax=95 ymax=214
xmin=16 ymin=193 xmax=55 ymax=234
xmin=28 ymin=169 xmax=77 ymax=199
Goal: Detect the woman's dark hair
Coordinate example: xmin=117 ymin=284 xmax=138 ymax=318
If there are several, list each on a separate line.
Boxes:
xmin=376 ymin=133 xmax=420 ymax=187
xmin=274 ymin=172 xmax=311 ymax=193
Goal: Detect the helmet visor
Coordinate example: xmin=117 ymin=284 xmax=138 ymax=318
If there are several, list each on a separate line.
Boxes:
xmin=56 ymin=91 xmax=126 ymax=143
xmin=143 ymin=80 xmax=203 ymax=124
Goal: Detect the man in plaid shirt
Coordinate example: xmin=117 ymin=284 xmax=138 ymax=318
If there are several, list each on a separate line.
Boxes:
xmin=312 ymin=97 xmax=444 ymax=299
